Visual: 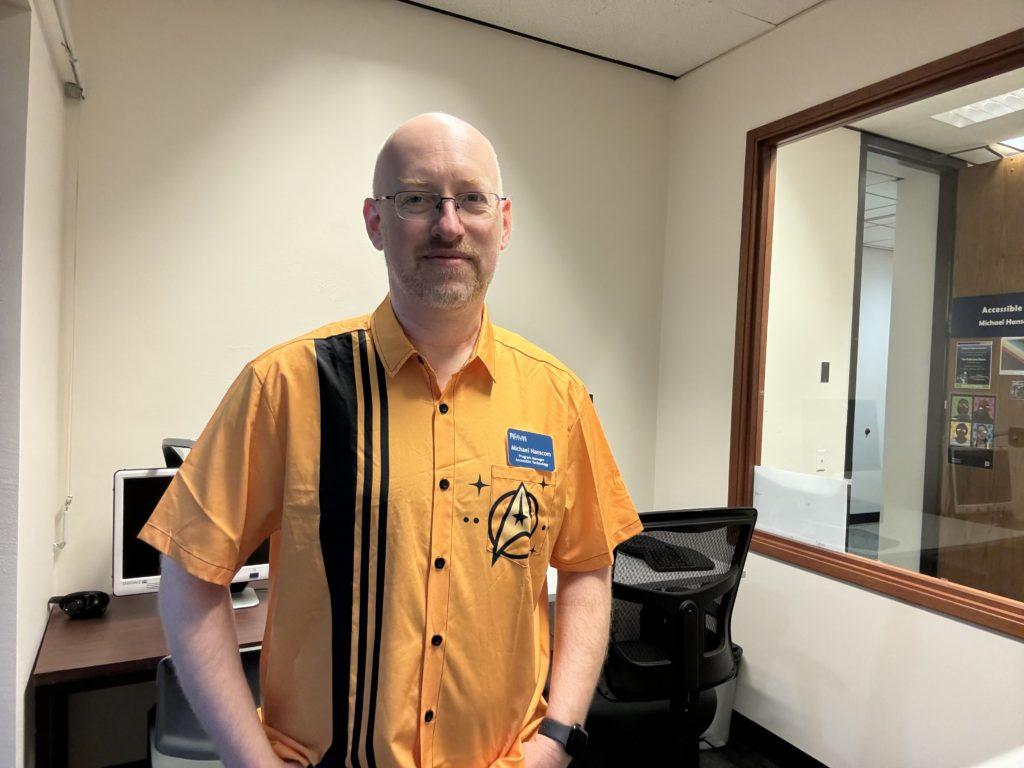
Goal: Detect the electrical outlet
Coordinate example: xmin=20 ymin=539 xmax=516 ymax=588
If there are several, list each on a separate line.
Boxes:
xmin=816 ymin=449 xmax=826 ymax=472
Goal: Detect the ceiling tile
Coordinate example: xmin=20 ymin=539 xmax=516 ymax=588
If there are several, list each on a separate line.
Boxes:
xmin=410 ymin=0 xmax=801 ymax=75
xmin=716 ymin=0 xmax=822 ymax=25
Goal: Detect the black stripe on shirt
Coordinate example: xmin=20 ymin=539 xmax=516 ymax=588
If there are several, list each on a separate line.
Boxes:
xmin=364 ymin=346 xmax=390 ymax=766
xmin=350 ymin=330 xmax=375 ymax=767
xmin=314 ymin=332 xmax=360 ymax=768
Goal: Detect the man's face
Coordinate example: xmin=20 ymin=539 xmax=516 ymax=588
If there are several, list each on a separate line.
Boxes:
xmin=955 ymin=423 xmax=969 ymax=442
xmin=364 ymin=118 xmax=512 ymax=310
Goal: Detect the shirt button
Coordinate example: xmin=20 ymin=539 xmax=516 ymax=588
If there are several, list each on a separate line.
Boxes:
xmin=439 ymin=478 xmax=450 ymax=491
xmin=434 ymin=557 xmax=445 ymax=569
xmin=431 ymin=634 xmax=443 ymax=646
xmin=439 ymin=403 xmax=449 ymax=414
xmin=424 ymin=709 xmax=434 ymax=723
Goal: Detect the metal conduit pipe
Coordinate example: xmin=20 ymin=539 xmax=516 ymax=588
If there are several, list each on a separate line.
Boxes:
xmin=52 ymin=0 xmax=84 ymax=99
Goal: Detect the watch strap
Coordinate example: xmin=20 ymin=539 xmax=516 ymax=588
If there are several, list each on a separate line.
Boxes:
xmin=539 ymin=717 xmax=588 ymax=757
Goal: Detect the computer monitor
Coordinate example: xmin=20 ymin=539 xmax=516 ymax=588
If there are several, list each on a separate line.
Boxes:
xmin=113 ymin=467 xmax=270 ymax=608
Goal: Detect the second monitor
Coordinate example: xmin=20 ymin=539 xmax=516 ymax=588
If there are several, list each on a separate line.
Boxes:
xmin=113 ymin=467 xmax=270 ymax=608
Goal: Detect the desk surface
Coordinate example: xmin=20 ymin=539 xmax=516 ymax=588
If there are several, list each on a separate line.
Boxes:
xmin=32 ymin=590 xmax=268 ymax=687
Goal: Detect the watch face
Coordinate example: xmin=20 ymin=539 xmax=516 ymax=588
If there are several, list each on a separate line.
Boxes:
xmin=566 ymin=725 xmax=589 ymax=757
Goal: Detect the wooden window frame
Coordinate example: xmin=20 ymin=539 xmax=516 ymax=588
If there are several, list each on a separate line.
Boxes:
xmin=729 ymin=28 xmax=1024 ymax=639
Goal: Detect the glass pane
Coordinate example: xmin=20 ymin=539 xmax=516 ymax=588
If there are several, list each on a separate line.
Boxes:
xmin=757 ymin=68 xmax=1024 ymax=604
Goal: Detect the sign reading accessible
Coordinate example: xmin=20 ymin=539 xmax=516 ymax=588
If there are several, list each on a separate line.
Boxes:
xmin=952 ymin=292 xmax=1024 ymax=338
xmin=506 ymin=429 xmax=555 ymax=472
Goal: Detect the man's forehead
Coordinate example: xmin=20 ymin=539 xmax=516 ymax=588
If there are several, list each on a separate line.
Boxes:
xmin=395 ymin=175 xmax=491 ymax=188
xmin=374 ymin=113 xmax=502 ymax=194
xmin=388 ymin=137 xmax=495 ymax=172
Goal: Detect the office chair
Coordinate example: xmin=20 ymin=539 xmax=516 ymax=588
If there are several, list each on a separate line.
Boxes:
xmin=583 ymin=508 xmax=757 ymax=768
xmin=149 ymin=645 xmax=261 ymax=767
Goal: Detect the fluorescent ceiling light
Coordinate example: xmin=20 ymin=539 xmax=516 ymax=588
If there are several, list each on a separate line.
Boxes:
xmin=989 ymin=143 xmax=1020 ymax=157
xmin=931 ymin=88 xmax=1024 ymax=127
xmin=951 ymin=148 xmax=1002 ymax=165
xmin=1001 ymin=135 xmax=1024 ymax=151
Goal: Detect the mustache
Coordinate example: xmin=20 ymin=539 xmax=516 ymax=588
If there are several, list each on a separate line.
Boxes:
xmin=415 ymin=243 xmax=479 ymax=260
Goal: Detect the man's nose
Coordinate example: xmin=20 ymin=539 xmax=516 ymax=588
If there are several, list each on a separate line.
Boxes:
xmin=431 ymin=198 xmax=465 ymax=240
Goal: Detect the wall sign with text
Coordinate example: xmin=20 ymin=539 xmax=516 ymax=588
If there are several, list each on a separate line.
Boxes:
xmin=951 ymin=292 xmax=1024 ymax=338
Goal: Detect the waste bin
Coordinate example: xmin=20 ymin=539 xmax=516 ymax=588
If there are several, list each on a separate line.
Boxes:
xmin=700 ymin=643 xmax=743 ymax=749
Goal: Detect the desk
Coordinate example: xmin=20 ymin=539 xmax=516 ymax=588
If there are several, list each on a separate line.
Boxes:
xmin=31 ymin=589 xmax=267 ymax=768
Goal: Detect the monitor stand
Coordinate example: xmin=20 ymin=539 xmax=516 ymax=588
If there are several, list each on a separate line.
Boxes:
xmin=230 ymin=582 xmax=259 ymax=610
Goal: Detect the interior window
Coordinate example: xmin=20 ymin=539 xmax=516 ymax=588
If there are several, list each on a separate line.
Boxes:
xmin=755 ymin=68 xmax=1024 ymax=604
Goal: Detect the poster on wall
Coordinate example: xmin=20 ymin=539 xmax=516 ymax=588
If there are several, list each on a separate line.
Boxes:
xmin=972 ymin=422 xmax=995 ymax=448
xmin=949 ymin=446 xmax=994 ymax=469
xmin=999 ymin=337 xmax=1024 ymax=374
xmin=946 ymin=392 xmax=996 ymax=467
xmin=1011 ymin=381 xmax=1024 ymax=399
xmin=951 ymin=292 xmax=1024 ymax=338
xmin=949 ymin=421 xmax=972 ymax=447
xmin=972 ymin=395 xmax=996 ymax=423
xmin=954 ymin=341 xmax=992 ymax=389
xmin=950 ymin=395 xmax=972 ymax=421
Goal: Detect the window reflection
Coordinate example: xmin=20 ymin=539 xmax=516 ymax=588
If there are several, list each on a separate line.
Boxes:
xmin=757 ymin=67 xmax=1024 ymax=604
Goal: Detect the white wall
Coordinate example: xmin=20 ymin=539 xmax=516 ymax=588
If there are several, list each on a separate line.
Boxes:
xmin=877 ymin=159 xmax=939 ymax=571
xmin=761 ymin=127 xmax=860 ymax=478
xmin=656 ymin=1 xmax=1024 ymax=766
xmin=851 ymin=246 xmax=893 ymax=516
xmin=735 ymin=554 xmax=1024 ymax=768
xmin=0 ymin=7 xmax=31 ymax=766
xmin=17 ymin=1 xmax=76 ymax=765
xmin=58 ymin=0 xmax=669 ymax=593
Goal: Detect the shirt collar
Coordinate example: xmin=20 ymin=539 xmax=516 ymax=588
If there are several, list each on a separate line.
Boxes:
xmin=369 ymin=295 xmax=497 ymax=382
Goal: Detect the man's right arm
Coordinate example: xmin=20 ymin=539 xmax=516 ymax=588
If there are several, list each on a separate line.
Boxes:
xmin=158 ymin=554 xmax=300 ymax=768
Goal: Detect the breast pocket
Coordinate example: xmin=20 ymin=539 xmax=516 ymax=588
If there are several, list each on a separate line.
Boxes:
xmin=486 ymin=465 xmax=559 ymax=569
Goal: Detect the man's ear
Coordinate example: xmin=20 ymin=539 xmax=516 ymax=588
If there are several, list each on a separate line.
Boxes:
xmin=499 ymin=196 xmax=513 ymax=251
xmin=363 ymin=198 xmax=385 ymax=251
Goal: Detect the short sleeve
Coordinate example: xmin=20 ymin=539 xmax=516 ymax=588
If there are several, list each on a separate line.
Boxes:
xmin=138 ymin=362 xmax=284 ymax=586
xmin=550 ymin=390 xmax=643 ymax=571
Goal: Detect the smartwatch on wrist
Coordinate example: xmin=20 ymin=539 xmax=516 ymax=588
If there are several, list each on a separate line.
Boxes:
xmin=538 ymin=717 xmax=589 ymax=758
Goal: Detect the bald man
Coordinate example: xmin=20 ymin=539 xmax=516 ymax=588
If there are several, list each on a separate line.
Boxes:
xmin=147 ymin=113 xmax=641 ymax=768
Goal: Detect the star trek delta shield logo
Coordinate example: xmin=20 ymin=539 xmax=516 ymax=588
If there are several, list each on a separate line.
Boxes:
xmin=488 ymin=482 xmax=539 ymax=565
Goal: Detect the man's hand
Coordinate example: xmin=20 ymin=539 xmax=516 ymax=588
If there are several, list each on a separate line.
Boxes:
xmin=522 ymin=734 xmax=571 ymax=768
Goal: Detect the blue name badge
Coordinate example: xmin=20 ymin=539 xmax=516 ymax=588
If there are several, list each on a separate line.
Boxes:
xmin=507 ymin=429 xmax=556 ymax=472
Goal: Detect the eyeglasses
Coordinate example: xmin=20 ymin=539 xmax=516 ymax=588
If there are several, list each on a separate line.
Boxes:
xmin=375 ymin=191 xmax=507 ymax=222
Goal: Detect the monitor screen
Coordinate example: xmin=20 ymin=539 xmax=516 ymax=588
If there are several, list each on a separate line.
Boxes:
xmin=114 ymin=468 xmax=270 ymax=594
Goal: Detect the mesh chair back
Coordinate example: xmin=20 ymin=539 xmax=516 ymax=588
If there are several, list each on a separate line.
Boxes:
xmin=606 ymin=508 xmax=756 ymax=699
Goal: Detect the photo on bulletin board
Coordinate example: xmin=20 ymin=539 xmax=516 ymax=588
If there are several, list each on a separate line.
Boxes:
xmin=951 ymin=395 xmax=972 ymax=421
xmin=971 ymin=396 xmax=996 ymax=423
xmin=954 ymin=341 xmax=992 ymax=389
xmin=972 ymin=422 xmax=994 ymax=448
xmin=949 ymin=421 xmax=972 ymax=447
xmin=999 ymin=337 xmax=1024 ymax=375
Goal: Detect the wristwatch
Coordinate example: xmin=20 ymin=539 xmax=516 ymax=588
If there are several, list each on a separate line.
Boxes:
xmin=538 ymin=717 xmax=589 ymax=758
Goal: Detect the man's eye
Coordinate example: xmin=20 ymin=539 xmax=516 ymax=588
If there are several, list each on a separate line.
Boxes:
xmin=462 ymin=192 xmax=486 ymax=203
xmin=404 ymin=194 xmax=425 ymax=204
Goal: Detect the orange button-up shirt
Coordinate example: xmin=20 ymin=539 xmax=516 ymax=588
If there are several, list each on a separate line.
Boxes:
xmin=140 ymin=296 xmax=642 ymax=767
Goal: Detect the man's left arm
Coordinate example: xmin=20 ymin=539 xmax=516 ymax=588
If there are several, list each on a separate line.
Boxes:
xmin=522 ymin=565 xmax=612 ymax=768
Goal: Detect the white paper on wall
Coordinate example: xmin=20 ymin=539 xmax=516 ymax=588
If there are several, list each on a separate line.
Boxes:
xmin=753 ymin=466 xmax=849 ymax=552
